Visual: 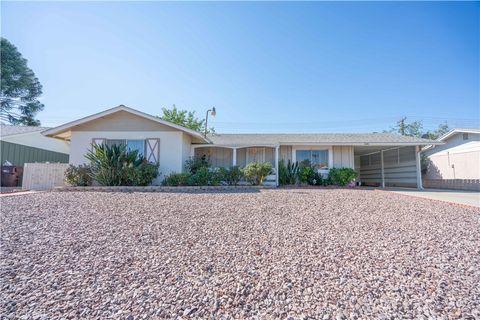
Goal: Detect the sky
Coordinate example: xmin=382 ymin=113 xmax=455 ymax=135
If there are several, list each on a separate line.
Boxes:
xmin=1 ymin=1 xmax=479 ymax=133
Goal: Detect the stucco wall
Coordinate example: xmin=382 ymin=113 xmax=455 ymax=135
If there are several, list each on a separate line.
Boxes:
xmin=424 ymin=132 xmax=480 ymax=180
xmin=70 ymin=130 xmax=184 ymax=181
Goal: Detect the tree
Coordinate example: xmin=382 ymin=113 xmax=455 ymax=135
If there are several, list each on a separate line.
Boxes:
xmin=1 ymin=38 xmax=44 ymax=126
xmin=159 ymin=105 xmax=213 ymax=134
xmin=422 ymin=122 xmax=450 ymax=140
xmin=387 ymin=118 xmax=424 ymax=137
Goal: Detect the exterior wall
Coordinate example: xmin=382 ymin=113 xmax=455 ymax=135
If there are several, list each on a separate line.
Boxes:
xmin=72 ymin=110 xmax=177 ymax=132
xmin=181 ymin=133 xmax=192 ymax=170
xmin=359 ymin=146 xmax=418 ymax=187
xmin=279 ymin=145 xmax=292 ymax=162
xmin=2 ymin=131 xmax=70 ymax=154
xmin=424 ymin=132 xmax=480 ymax=180
xmin=236 ymin=147 xmax=275 ymax=167
xmin=70 ymin=130 xmax=184 ymax=181
xmin=22 ymin=163 xmax=69 ymax=190
xmin=1 ymin=141 xmax=69 ymax=166
xmin=194 ymin=147 xmax=233 ymax=168
xmin=332 ymin=146 xmax=354 ymax=168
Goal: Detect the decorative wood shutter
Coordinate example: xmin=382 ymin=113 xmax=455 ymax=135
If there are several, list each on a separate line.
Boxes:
xmin=145 ymin=139 xmax=160 ymax=164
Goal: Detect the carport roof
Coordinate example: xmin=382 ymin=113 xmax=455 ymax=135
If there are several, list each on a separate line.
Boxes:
xmin=207 ymin=133 xmax=441 ymax=146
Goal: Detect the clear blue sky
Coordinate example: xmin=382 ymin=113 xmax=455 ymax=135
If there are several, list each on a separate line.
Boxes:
xmin=2 ymin=1 xmax=479 ymax=132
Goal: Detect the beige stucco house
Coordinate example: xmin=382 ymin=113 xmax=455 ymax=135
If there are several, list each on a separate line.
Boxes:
xmin=43 ymin=105 xmax=441 ymax=188
xmin=423 ymin=128 xmax=480 ymax=183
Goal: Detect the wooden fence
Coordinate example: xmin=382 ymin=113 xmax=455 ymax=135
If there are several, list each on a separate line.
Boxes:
xmin=22 ymin=163 xmax=69 ymax=191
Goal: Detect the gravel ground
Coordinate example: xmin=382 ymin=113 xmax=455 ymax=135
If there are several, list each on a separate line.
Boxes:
xmin=1 ymin=189 xmax=479 ymax=319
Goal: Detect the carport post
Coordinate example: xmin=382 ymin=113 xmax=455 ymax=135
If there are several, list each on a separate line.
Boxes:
xmin=415 ymin=146 xmax=423 ymax=190
xmin=275 ymin=146 xmax=279 ymax=186
xmin=380 ymin=150 xmax=385 ymax=188
xmin=233 ymin=148 xmax=237 ymax=166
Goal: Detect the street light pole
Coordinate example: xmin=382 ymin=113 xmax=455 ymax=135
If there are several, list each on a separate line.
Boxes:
xmin=205 ymin=107 xmax=216 ymax=137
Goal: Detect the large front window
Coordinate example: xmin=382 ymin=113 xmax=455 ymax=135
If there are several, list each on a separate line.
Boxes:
xmin=104 ymin=139 xmax=145 ymax=157
xmin=296 ymin=149 xmax=329 ymax=170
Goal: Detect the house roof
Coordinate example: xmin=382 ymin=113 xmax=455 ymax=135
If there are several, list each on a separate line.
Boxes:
xmin=437 ymin=128 xmax=480 ymax=141
xmin=42 ymin=105 xmax=210 ymax=143
xmin=207 ymin=132 xmax=441 ymax=147
xmin=1 ymin=124 xmax=50 ymax=137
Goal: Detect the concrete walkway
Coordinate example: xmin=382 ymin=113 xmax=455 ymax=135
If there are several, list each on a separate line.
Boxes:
xmin=384 ymin=188 xmax=480 ymax=208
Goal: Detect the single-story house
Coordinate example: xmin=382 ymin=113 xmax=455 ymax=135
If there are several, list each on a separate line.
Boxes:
xmin=42 ymin=105 xmax=441 ymax=188
xmin=1 ymin=124 xmax=70 ymax=166
xmin=422 ymin=128 xmax=480 ymax=191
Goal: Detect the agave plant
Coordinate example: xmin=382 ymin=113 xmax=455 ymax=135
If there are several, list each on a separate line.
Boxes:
xmin=85 ymin=143 xmax=147 ymax=186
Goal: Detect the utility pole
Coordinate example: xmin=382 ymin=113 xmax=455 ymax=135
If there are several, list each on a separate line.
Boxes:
xmin=400 ymin=117 xmax=406 ymax=136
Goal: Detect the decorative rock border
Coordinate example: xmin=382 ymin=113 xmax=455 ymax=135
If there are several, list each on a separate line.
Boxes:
xmin=54 ymin=185 xmax=275 ymax=192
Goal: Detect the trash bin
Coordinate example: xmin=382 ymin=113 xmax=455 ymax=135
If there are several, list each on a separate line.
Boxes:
xmin=1 ymin=166 xmax=23 ymax=187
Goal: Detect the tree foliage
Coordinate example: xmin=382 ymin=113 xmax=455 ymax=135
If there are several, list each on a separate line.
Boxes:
xmin=159 ymin=105 xmax=212 ymax=133
xmin=386 ymin=118 xmax=449 ymax=140
xmin=0 ymin=38 xmax=44 ymax=125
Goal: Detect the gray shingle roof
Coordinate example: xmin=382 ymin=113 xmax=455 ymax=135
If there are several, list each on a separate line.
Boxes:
xmin=0 ymin=124 xmax=50 ymax=137
xmin=207 ymin=133 xmax=440 ymax=146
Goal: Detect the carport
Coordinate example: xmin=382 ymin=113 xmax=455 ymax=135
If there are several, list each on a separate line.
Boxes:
xmin=354 ymin=145 xmax=423 ymax=189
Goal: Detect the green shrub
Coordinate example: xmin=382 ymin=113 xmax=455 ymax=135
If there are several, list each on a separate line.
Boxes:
xmin=242 ymin=162 xmax=273 ymax=185
xmin=188 ymin=167 xmax=222 ymax=186
xmin=163 ymin=172 xmax=191 ymax=186
xmin=298 ymin=165 xmax=316 ymax=185
xmin=64 ymin=164 xmax=93 ymax=186
xmin=219 ymin=166 xmax=244 ymax=186
xmin=328 ymin=167 xmax=359 ymax=186
xmin=185 ymin=155 xmax=210 ymax=174
xmin=278 ymin=160 xmax=299 ymax=185
xmin=85 ymin=143 xmax=158 ymax=186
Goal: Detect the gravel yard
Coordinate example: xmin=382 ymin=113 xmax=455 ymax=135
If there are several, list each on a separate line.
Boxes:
xmin=1 ymin=189 xmax=479 ymax=319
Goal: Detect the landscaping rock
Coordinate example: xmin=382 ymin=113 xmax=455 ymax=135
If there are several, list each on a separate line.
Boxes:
xmin=0 ymin=189 xmax=479 ymax=318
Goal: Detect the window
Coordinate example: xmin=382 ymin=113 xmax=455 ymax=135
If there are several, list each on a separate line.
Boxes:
xmin=103 ymin=139 xmax=145 ymax=157
xmin=127 ymin=140 xmax=145 ymax=157
xmin=463 ymin=133 xmax=469 ymax=140
xmin=296 ymin=149 xmax=329 ymax=169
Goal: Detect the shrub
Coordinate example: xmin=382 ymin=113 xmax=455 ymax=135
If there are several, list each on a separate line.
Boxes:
xmin=328 ymin=167 xmax=359 ymax=186
xmin=163 ymin=172 xmax=191 ymax=186
xmin=188 ymin=167 xmax=222 ymax=186
xmin=298 ymin=165 xmax=317 ymax=185
xmin=185 ymin=155 xmax=210 ymax=174
xmin=242 ymin=162 xmax=273 ymax=185
xmin=278 ymin=160 xmax=298 ymax=185
xmin=85 ymin=143 xmax=158 ymax=186
xmin=64 ymin=164 xmax=93 ymax=186
xmin=219 ymin=166 xmax=244 ymax=186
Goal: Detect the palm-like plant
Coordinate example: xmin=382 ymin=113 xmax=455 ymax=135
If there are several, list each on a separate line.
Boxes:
xmin=85 ymin=143 xmax=146 ymax=186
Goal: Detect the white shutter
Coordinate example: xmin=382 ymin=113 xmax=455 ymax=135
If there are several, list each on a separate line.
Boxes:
xmin=145 ymin=138 xmax=160 ymax=164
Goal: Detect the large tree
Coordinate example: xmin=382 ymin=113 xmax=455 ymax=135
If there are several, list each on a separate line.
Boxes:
xmin=1 ymin=38 xmax=44 ymax=126
xmin=159 ymin=105 xmax=213 ymax=134
xmin=387 ymin=118 xmax=449 ymax=140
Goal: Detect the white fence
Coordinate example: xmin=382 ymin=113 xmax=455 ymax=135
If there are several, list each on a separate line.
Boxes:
xmin=22 ymin=163 xmax=69 ymax=190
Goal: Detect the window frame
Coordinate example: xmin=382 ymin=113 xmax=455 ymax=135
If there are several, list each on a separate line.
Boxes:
xmin=292 ymin=146 xmax=332 ymax=172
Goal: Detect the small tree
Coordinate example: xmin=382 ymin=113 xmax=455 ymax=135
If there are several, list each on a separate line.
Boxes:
xmin=159 ymin=105 xmax=213 ymax=133
xmin=0 ymin=38 xmax=44 ymax=125
xmin=242 ymin=162 xmax=273 ymax=185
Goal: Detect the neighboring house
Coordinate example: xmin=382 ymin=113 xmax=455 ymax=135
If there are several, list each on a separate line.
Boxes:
xmin=423 ymin=128 xmax=480 ymax=191
xmin=42 ymin=105 xmax=440 ymax=188
xmin=1 ymin=124 xmax=70 ymax=166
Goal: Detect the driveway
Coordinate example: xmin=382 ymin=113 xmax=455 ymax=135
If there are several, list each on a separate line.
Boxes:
xmin=384 ymin=188 xmax=480 ymax=208
xmin=1 ymin=189 xmax=479 ymax=319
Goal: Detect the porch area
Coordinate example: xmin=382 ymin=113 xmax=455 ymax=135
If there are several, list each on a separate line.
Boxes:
xmin=193 ymin=146 xmax=279 ymax=186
